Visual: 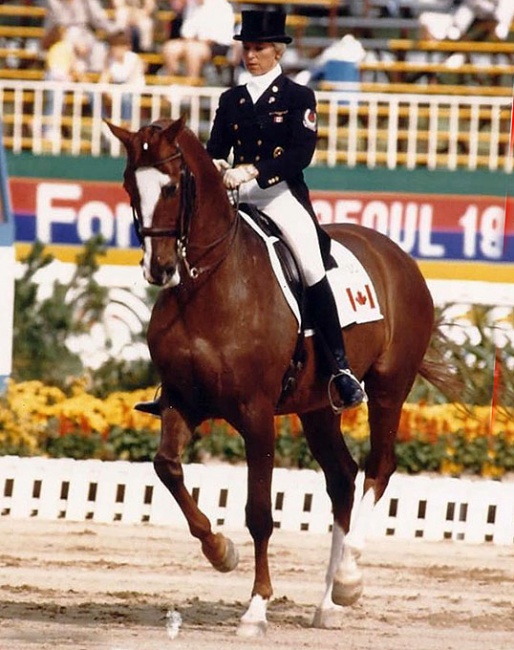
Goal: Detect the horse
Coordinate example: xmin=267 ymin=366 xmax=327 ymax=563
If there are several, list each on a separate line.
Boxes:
xmin=107 ymin=116 xmax=452 ymax=637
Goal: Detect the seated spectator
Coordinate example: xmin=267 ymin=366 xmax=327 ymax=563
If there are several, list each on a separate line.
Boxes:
xmin=167 ymin=0 xmax=188 ymax=39
xmin=44 ymin=0 xmax=117 ymax=73
xmin=111 ymin=0 xmax=156 ymax=53
xmin=160 ymin=0 xmax=235 ymax=79
xmin=98 ymin=30 xmax=146 ymax=124
xmin=420 ymin=0 xmax=514 ymax=42
xmin=295 ymin=34 xmax=366 ymax=89
xmin=42 ymin=24 xmax=84 ymax=140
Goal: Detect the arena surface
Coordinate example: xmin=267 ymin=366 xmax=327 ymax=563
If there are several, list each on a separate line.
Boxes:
xmin=1 ymin=519 xmax=513 ymax=649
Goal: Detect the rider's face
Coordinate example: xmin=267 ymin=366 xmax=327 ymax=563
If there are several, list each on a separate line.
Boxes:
xmin=242 ymin=42 xmax=280 ymax=76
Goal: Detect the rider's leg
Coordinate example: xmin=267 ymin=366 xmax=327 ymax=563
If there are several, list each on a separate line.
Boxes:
xmin=305 ymin=276 xmax=365 ymax=410
xmin=247 ymin=183 xmax=365 ymax=410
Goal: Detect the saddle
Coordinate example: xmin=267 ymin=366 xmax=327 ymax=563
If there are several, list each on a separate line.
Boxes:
xmin=238 ymin=202 xmax=307 ymax=404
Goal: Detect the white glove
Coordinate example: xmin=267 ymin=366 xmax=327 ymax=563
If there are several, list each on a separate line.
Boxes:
xmin=212 ymin=158 xmax=230 ymax=174
xmin=223 ymin=164 xmax=259 ymax=189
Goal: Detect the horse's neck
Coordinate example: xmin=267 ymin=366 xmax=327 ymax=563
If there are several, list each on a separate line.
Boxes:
xmin=178 ymin=129 xmax=233 ymax=227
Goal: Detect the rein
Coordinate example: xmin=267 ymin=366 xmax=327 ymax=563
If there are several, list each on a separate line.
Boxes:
xmin=132 ymin=144 xmax=239 ymax=281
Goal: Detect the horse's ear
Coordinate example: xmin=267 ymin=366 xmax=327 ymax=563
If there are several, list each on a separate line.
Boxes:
xmin=163 ymin=115 xmax=187 ymax=145
xmin=104 ymin=120 xmax=132 ymax=148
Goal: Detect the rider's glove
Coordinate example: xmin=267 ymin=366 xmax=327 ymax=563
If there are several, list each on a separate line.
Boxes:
xmin=212 ymin=158 xmax=230 ymax=174
xmin=223 ymin=164 xmax=259 ymax=189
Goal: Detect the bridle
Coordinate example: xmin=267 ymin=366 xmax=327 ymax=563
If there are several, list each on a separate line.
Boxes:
xmin=131 ymin=147 xmax=188 ymax=243
xmin=130 ymin=139 xmax=239 ymax=281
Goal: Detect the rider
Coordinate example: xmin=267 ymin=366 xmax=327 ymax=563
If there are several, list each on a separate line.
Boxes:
xmin=206 ymin=10 xmax=365 ymax=411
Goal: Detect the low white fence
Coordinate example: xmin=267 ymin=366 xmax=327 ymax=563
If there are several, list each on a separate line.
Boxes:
xmin=1 ymin=456 xmax=513 ymax=545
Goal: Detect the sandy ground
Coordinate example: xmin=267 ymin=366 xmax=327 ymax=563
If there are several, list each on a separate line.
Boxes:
xmin=0 ymin=518 xmax=513 ymax=650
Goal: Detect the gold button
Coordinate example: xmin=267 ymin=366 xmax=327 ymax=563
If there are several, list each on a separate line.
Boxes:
xmin=239 ymin=156 xmax=245 ymax=162
xmin=237 ymin=139 xmax=241 ymax=145
xmin=233 ymin=124 xmax=239 ymax=131
xmin=255 ymin=155 xmax=260 ymax=161
xmin=257 ymin=139 xmax=262 ymax=146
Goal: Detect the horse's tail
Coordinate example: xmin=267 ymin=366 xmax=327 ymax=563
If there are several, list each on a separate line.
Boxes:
xmin=418 ymin=319 xmax=465 ymax=404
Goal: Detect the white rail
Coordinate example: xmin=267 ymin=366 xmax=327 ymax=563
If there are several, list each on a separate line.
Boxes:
xmin=1 ymin=456 xmax=513 ymax=545
xmin=1 ymin=80 xmax=512 ymax=171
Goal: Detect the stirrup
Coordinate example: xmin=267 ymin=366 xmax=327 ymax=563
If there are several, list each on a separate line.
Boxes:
xmin=328 ymin=369 xmax=367 ymax=414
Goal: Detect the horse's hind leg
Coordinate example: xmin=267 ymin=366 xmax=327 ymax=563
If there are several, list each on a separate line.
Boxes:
xmin=346 ymin=376 xmax=414 ymax=556
xmin=154 ymin=405 xmax=239 ymax=573
xmin=300 ymin=408 xmax=362 ymax=629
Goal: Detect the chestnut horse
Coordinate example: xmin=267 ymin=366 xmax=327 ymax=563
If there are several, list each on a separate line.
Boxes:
xmin=108 ymin=117 xmax=447 ymax=636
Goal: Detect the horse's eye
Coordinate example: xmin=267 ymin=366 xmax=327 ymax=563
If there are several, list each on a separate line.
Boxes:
xmin=162 ymin=183 xmax=177 ymax=199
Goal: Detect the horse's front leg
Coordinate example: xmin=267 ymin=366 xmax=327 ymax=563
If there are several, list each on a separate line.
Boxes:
xmin=154 ymin=405 xmax=239 ymax=573
xmin=236 ymin=407 xmax=276 ymax=638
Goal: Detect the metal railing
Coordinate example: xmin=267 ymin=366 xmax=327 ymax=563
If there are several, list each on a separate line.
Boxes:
xmin=1 ymin=79 xmax=512 ymax=171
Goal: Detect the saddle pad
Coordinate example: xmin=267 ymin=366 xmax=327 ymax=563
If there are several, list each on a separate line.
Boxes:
xmin=239 ymin=211 xmax=383 ymax=333
xmin=327 ymin=239 xmax=383 ymax=330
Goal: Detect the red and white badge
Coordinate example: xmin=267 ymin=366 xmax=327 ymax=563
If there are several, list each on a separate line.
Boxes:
xmin=303 ymin=109 xmax=317 ymax=131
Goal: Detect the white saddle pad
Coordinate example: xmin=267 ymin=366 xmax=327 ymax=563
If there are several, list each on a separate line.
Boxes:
xmin=240 ymin=211 xmax=383 ymax=333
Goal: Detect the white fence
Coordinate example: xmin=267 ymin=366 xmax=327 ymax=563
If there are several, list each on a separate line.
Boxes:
xmin=1 ymin=456 xmax=513 ymax=545
xmin=1 ymin=79 xmax=512 ymax=171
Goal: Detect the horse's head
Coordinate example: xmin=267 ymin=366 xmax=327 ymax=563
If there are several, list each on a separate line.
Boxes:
xmin=106 ymin=116 xmax=193 ymax=287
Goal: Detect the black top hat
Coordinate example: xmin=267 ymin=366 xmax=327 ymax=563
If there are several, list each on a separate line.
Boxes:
xmin=234 ymin=10 xmax=292 ymax=44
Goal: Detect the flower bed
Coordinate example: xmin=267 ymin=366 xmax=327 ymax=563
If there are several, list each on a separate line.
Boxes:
xmin=1 ymin=380 xmax=512 ymax=477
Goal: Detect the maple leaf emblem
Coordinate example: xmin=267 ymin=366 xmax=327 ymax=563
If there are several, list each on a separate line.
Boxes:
xmin=355 ymin=291 xmax=367 ymax=306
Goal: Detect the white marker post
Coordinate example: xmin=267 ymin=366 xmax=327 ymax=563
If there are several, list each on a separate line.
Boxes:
xmin=0 ymin=118 xmax=15 ymax=392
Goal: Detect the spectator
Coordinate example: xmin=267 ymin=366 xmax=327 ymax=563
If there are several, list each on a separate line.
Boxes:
xmin=43 ymin=0 xmax=117 ymax=73
xmin=167 ymin=0 xmax=188 ymax=39
xmin=420 ymin=0 xmax=514 ymax=41
xmin=98 ymin=30 xmax=146 ymax=123
xmin=448 ymin=0 xmax=514 ymax=40
xmin=111 ymin=0 xmax=156 ymax=53
xmin=160 ymin=0 xmax=235 ymax=79
xmin=295 ymin=34 xmax=366 ymax=89
xmin=42 ymin=24 xmax=84 ymax=140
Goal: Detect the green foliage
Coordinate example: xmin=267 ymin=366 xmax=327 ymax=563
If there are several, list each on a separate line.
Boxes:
xmin=408 ymin=304 xmax=513 ymax=408
xmin=42 ymin=425 xmax=159 ymax=461
xmin=90 ymin=358 xmax=160 ymax=397
xmin=12 ymin=238 xmax=109 ymax=388
xmin=12 ymin=239 xmax=157 ymax=395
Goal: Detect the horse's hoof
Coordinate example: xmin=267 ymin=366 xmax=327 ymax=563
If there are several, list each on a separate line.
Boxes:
xmin=236 ymin=620 xmax=267 ymax=638
xmin=332 ymin=570 xmax=363 ymax=606
xmin=211 ymin=536 xmax=239 ymax=573
xmin=312 ymin=606 xmax=343 ymax=629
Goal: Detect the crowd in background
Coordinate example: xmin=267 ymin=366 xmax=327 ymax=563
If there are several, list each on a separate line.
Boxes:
xmin=1 ymin=0 xmax=513 ymax=140
xmin=1 ymin=0 xmax=511 ymax=86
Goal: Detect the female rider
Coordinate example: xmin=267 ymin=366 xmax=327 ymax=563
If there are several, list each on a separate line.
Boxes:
xmin=206 ymin=10 xmax=365 ymax=411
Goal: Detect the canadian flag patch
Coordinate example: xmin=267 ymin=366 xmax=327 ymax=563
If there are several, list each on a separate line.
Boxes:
xmin=303 ymin=109 xmax=317 ymax=131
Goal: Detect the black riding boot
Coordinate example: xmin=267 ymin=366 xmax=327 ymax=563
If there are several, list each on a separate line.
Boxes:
xmin=306 ymin=276 xmax=366 ymax=411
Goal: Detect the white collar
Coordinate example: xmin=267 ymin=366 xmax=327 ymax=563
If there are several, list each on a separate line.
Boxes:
xmin=246 ymin=64 xmax=282 ymax=103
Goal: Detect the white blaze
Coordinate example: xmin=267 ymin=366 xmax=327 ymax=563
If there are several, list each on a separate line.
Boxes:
xmin=135 ymin=167 xmax=172 ymax=280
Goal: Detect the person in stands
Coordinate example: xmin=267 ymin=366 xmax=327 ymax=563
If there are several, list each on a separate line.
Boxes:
xmin=44 ymin=0 xmax=117 ymax=73
xmin=98 ymin=30 xmax=146 ymax=124
xmin=207 ymin=10 xmax=366 ymax=412
xmin=159 ymin=0 xmax=234 ymax=79
xmin=420 ymin=0 xmax=513 ymax=42
xmin=41 ymin=23 xmax=84 ymax=141
xmin=111 ymin=0 xmax=156 ymax=53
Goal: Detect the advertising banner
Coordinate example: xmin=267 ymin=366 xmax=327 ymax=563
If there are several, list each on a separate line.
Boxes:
xmin=10 ymin=176 xmax=512 ymax=283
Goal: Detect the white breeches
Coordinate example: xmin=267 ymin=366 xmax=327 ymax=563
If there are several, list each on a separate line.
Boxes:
xmin=239 ymin=179 xmax=325 ymax=286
